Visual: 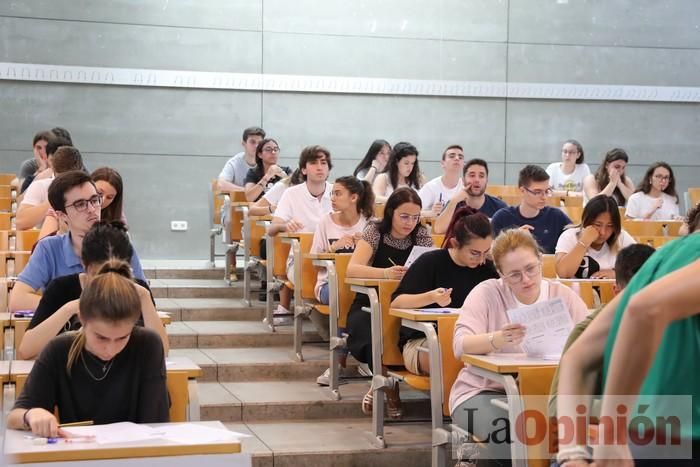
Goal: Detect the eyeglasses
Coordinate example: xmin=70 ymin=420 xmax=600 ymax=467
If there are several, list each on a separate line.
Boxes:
xmin=262 ymin=146 xmax=280 ymax=153
xmin=561 ymin=150 xmax=579 ymax=155
xmin=522 ymin=186 xmax=553 ymax=197
xmin=397 ymin=213 xmax=421 ymax=224
xmin=467 ymin=249 xmax=490 ymax=260
xmin=653 ymin=174 xmax=670 ymax=181
xmin=65 ymin=194 xmax=102 ymax=212
xmin=501 ymin=262 xmax=541 ymax=284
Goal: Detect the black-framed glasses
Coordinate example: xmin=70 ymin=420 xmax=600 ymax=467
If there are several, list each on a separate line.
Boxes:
xmin=65 ymin=194 xmax=102 ymax=212
xmin=262 ymin=146 xmax=280 ymax=153
xmin=522 ymin=186 xmax=553 ymax=197
xmin=653 ymin=174 xmax=670 ymax=181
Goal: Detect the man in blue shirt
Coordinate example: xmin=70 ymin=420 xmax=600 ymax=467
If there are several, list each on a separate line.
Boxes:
xmin=9 ymin=171 xmax=146 ymax=312
xmin=491 ymin=165 xmax=572 ymax=254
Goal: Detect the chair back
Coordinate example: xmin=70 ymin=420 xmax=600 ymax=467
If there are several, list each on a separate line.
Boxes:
xmin=487 ymin=185 xmax=520 ymax=198
xmin=623 ymin=220 xmax=683 ymax=237
xmin=559 ymin=206 xmax=583 ymax=225
xmin=334 ymin=254 xmax=356 ymax=328
xmin=688 ymin=187 xmax=700 ymax=209
xmin=0 ymin=198 xmax=12 ymax=212
xmin=166 ymin=370 xmax=189 ymax=422
xmin=542 ymin=254 xmax=557 ymax=279
xmin=15 ymin=230 xmax=40 ymax=251
xmin=379 ymin=280 xmax=403 ymax=366
xmin=438 ymin=317 xmax=461 ymax=417
xmin=0 ymin=213 xmax=12 ymax=230
xmin=519 ymin=366 xmax=558 ymax=466
xmin=272 ymin=235 xmax=291 ymax=278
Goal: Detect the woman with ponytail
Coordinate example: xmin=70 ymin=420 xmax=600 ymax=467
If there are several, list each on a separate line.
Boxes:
xmin=18 ymin=221 xmax=169 ymax=360
xmin=8 ymin=258 xmax=169 ymax=437
xmin=390 ymin=206 xmax=499 ymax=376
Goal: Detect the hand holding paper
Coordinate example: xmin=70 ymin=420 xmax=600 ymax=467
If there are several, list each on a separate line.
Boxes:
xmin=506 ymin=297 xmax=573 ymax=358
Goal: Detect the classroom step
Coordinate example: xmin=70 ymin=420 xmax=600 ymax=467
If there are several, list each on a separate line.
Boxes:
xmin=144 ymin=267 xmax=228 ymax=280
xmin=198 ymin=380 xmax=431 ymax=422
xmin=226 ymin=419 xmax=432 ymax=467
xmin=166 ymin=320 xmax=323 ymax=349
xmin=149 ymin=278 xmax=244 ymax=299
xmin=156 ymin=297 xmax=265 ymax=321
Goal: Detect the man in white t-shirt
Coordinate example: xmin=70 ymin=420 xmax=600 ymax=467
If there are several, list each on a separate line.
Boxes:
xmin=417 ymin=145 xmax=465 ymax=217
xmin=216 ymin=126 xmax=265 ymax=192
xmin=267 ymin=145 xmax=333 ymax=319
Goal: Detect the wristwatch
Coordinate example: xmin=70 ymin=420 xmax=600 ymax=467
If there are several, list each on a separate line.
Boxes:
xmin=488 ymin=333 xmax=497 ymax=350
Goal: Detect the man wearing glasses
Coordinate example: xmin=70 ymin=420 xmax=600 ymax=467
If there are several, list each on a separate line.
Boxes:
xmin=9 ymin=171 xmax=146 ymax=312
xmin=490 ymin=164 xmax=572 ymax=254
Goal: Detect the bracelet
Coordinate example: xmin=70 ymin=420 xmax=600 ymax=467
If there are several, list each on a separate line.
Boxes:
xmin=23 ymin=408 xmax=32 ymax=429
xmin=383 ymin=268 xmax=389 ymax=279
xmin=577 ymin=240 xmax=587 ymax=249
xmin=488 ymin=333 xmax=498 ymax=350
xmin=268 ymin=205 xmax=273 ymax=214
xmin=371 ymin=165 xmax=378 ymax=171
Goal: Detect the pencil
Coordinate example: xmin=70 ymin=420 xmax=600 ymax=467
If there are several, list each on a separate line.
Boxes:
xmin=388 ymin=258 xmax=397 ymax=266
xmin=58 ymin=420 xmax=94 ymax=428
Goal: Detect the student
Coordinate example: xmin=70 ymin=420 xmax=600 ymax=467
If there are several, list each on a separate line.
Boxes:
xmin=546 ymin=139 xmax=591 ymax=196
xmin=9 ymin=171 xmax=146 ymax=312
xmin=450 ymin=228 xmax=588 ymax=464
xmin=557 ymin=233 xmax=700 ymax=466
xmin=16 ymin=146 xmax=85 ymax=231
xmin=353 ymin=139 xmax=391 ymax=184
xmin=267 ymin=146 xmax=333 ymax=321
xmin=345 ymin=187 xmax=434 ymax=419
xmin=243 ymin=138 xmax=291 ymax=202
xmin=248 ymin=169 xmax=304 ymax=216
xmin=555 ymin=194 xmax=636 ymax=279
xmin=13 ymin=130 xmax=52 ymax=193
xmin=491 ymin=165 xmax=572 ymax=254
xmin=582 ymin=148 xmax=635 ymax=206
xmin=312 ymin=176 xmax=374 ymax=386
xmin=372 ymin=142 xmax=424 ymax=203
xmin=680 ymin=202 xmax=700 ymax=236
xmin=391 ymin=206 xmax=499 ymax=376
xmin=417 ymin=145 xmax=465 ymax=217
xmin=19 ymin=221 xmax=169 ymax=360
xmin=433 ymin=158 xmax=508 ymax=234
xmin=7 ymin=259 xmax=169 ymax=436
xmin=625 ymin=161 xmax=681 ymax=220
xmin=547 ymin=243 xmax=655 ymax=421
xmin=217 ymin=126 xmax=265 ymax=192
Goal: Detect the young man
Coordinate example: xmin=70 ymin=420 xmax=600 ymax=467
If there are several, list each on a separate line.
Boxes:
xmin=433 ymin=158 xmax=508 ymax=234
xmin=217 ymin=126 xmax=265 ymax=192
xmin=267 ymin=146 xmax=333 ymax=319
xmin=417 ymin=145 xmax=465 ymax=217
xmin=491 ymin=164 xmax=571 ymax=254
xmin=9 ymin=171 xmax=146 ymax=312
xmin=15 ymin=146 xmax=85 ymax=231
xmin=12 ymin=130 xmax=52 ymax=193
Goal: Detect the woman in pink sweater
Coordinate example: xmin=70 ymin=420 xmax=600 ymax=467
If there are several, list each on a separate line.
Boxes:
xmin=450 ymin=228 xmax=588 ymax=464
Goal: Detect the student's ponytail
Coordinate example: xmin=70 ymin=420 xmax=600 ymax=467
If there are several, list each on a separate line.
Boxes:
xmin=335 ymin=176 xmax=375 ymax=219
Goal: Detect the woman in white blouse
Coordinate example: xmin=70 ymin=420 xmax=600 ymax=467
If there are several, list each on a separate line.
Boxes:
xmin=625 ymin=162 xmax=681 ymax=221
xmin=546 ymin=139 xmax=591 ymax=196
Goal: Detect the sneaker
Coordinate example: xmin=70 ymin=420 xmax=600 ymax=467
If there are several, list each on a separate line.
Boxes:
xmin=316 ymin=367 xmax=348 ymax=386
xmin=357 ymin=362 xmax=372 ymax=377
xmin=274 ymin=304 xmax=292 ymax=316
xmin=272 ymin=304 xmax=293 ymax=325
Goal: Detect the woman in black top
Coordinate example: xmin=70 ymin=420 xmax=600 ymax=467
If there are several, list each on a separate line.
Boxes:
xmin=243 ymin=138 xmax=291 ymax=202
xmin=18 ymin=221 xmax=168 ymax=360
xmin=391 ymin=206 xmax=498 ymax=376
xmin=8 ymin=258 xmax=169 ymax=437
xmin=345 ymin=187 xmax=433 ymax=419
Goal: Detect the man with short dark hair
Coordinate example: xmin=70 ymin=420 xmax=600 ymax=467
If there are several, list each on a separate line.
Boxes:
xmin=433 ymin=158 xmax=508 ymax=234
xmin=13 ymin=130 xmax=52 ymax=193
xmin=491 ymin=164 xmax=572 ymax=253
xmin=9 ymin=171 xmax=146 ymax=312
xmin=217 ymin=126 xmax=266 ymax=192
xmin=417 ymin=145 xmax=465 ymax=217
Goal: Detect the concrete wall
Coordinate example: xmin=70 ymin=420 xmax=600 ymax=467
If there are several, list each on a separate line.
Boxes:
xmin=1 ymin=0 xmax=698 ymax=258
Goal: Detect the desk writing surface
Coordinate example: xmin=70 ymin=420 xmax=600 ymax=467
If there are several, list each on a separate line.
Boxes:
xmin=306 ymin=253 xmax=337 ymax=261
xmin=345 ymin=278 xmax=400 ymax=287
xmin=0 ymin=312 xmax=11 ymax=325
xmin=8 ymin=357 xmax=201 ymax=379
xmin=9 ymin=360 xmax=34 ymax=377
xmin=461 ymin=353 xmax=559 ymax=373
xmin=0 ymin=359 xmax=9 ymax=382
xmin=4 ymin=421 xmax=241 ymax=464
xmin=249 ymin=215 xmax=272 ymax=221
xmin=390 ymin=308 xmax=460 ymax=321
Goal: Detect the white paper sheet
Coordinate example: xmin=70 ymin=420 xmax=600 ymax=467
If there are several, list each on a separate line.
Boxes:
xmin=156 ymin=424 xmax=251 ymax=444
xmin=62 ymin=422 xmax=251 ymax=445
xmin=403 ymin=245 xmax=437 ymax=269
xmin=506 ymin=297 xmax=573 ymax=359
xmin=415 ymin=307 xmax=460 ymax=314
xmin=62 ymin=422 xmax=159 ymax=444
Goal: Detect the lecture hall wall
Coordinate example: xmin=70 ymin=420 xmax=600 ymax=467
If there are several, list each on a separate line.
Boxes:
xmin=1 ymin=1 xmax=698 ymax=258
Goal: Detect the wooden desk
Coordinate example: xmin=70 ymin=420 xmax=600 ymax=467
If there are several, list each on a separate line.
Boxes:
xmin=0 ymin=359 xmax=9 ymax=383
xmin=3 ymin=421 xmax=250 ymax=466
xmin=236 ymin=208 xmax=271 ymax=306
xmin=461 ymin=353 xmax=559 ymax=467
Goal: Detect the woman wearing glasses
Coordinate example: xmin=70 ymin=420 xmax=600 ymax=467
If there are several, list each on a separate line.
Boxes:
xmin=546 ymin=139 xmax=591 ymax=196
xmin=390 ymin=206 xmax=498 ymax=377
xmin=243 ymin=138 xmax=291 ymax=202
xmin=449 ymin=228 xmax=588 ymax=464
xmin=345 ymin=187 xmax=433 ymax=419
xmin=582 ymin=148 xmax=635 ymax=206
xmin=625 ymin=162 xmax=681 ymax=220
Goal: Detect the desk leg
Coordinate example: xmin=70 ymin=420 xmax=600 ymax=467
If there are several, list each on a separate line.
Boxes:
xmin=366 ymin=287 xmax=386 ymax=449
xmin=326 ymin=261 xmax=341 ymax=401
xmin=187 ymin=378 xmax=201 ymax=422
xmin=291 ymin=239 xmax=305 ymax=362
xmin=265 ymin=234 xmax=275 ymax=332
xmin=242 ymin=214 xmax=252 ymax=307
xmin=469 ymin=366 xmax=528 ymax=467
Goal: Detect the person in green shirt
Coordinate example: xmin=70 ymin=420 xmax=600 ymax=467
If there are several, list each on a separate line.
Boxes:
xmin=557 ymin=232 xmax=700 ymax=466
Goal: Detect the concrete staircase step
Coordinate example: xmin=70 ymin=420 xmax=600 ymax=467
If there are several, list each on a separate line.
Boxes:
xmin=149 ymin=279 xmax=243 ymax=299
xmin=144 ymin=267 xmax=227 ymax=280
xmin=166 ymin=320 xmax=323 ymax=349
xmin=156 ymin=297 xmax=265 ymax=321
xmin=226 ymin=419 xmax=432 ymax=467
xmin=200 ymin=380 xmax=430 ymax=422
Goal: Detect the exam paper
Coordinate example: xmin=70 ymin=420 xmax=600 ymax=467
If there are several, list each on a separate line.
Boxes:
xmin=403 ymin=245 xmax=437 ymax=269
xmin=506 ymin=297 xmax=573 ymax=359
xmin=157 ymin=424 xmax=251 ymax=444
xmin=62 ymin=422 xmax=159 ymax=444
xmin=415 ymin=307 xmax=460 ymax=314
xmin=62 ymin=422 xmax=251 ymax=445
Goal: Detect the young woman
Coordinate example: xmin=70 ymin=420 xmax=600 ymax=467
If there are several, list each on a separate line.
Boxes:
xmin=345 ymin=187 xmax=434 ymax=418
xmin=390 ymin=206 xmax=499 ymax=376
xmin=8 ymin=258 xmax=169 ymax=436
xmin=19 ymin=221 xmax=169 ymax=360
xmin=92 ymin=167 xmax=126 ymax=224
xmin=555 ymin=194 xmax=636 ymax=279
xmin=546 ymin=139 xmax=591 ymax=196
xmin=372 ymin=142 xmax=424 ymax=203
xmin=625 ymin=161 xmax=680 ymax=220
xmin=582 ymin=148 xmax=635 ymax=206
xmin=244 ymin=138 xmax=291 ymax=202
xmin=450 ymin=228 xmax=587 ymax=463
xmin=353 ymin=139 xmax=391 ymax=184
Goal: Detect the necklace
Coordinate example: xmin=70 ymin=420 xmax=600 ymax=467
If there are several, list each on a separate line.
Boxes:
xmin=80 ymin=352 xmax=115 ymax=382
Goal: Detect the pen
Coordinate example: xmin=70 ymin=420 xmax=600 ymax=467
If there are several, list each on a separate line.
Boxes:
xmin=439 ymin=193 xmax=443 ymax=203
xmin=32 ymin=437 xmax=94 ymax=445
xmin=59 ymin=420 xmax=94 ymax=428
xmin=388 ymin=258 xmax=397 ymax=266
